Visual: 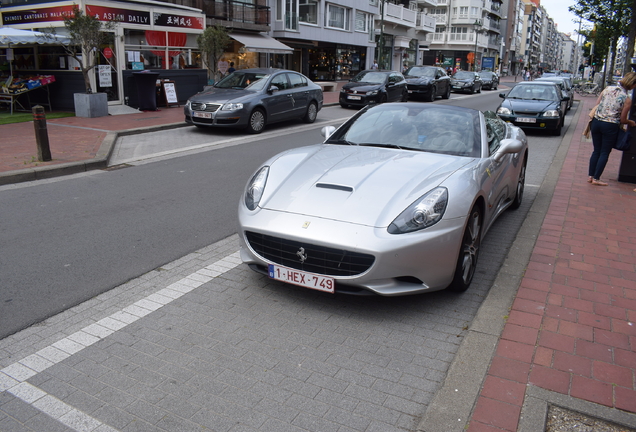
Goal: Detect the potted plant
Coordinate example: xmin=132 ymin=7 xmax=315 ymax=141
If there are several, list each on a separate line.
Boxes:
xmin=60 ymin=6 xmax=116 ymax=117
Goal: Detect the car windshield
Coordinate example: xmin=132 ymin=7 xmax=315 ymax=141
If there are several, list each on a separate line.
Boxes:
xmin=480 ymin=72 xmax=494 ymax=79
xmin=326 ymin=104 xmax=480 ymax=157
xmin=507 ymin=85 xmax=558 ymax=101
xmin=351 ymin=71 xmax=388 ymax=84
xmin=453 ymin=71 xmax=475 ymax=79
xmin=404 ymin=67 xmax=436 ymax=78
xmin=214 ymin=71 xmax=269 ymax=90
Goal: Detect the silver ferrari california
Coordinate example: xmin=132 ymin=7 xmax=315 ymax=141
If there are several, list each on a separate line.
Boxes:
xmin=238 ymin=103 xmax=528 ymax=296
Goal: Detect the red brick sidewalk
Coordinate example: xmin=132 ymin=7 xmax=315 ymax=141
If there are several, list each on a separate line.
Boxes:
xmin=468 ymin=95 xmax=636 ymax=431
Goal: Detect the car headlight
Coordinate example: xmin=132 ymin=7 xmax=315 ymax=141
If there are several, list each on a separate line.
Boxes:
xmin=222 ymin=102 xmax=243 ymax=111
xmin=185 ymin=100 xmax=191 ymax=108
xmin=244 ymin=166 xmax=269 ymax=211
xmin=388 ymin=187 xmax=448 ymax=234
xmin=542 ymin=110 xmax=560 ymax=117
xmin=367 ymin=90 xmax=379 ymax=96
xmin=497 ymin=107 xmax=512 ymax=115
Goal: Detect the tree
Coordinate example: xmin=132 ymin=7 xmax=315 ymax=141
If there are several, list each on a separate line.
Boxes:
xmin=197 ymin=25 xmax=231 ymax=83
xmin=53 ymin=5 xmax=117 ymax=93
xmin=569 ymin=0 xmax=632 ymax=84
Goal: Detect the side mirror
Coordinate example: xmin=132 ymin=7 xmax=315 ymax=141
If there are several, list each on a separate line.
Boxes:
xmin=562 ymin=95 xmax=570 ymax=101
xmin=494 ymin=138 xmax=524 ymax=163
xmin=321 ymin=125 xmax=337 ymax=139
xmin=268 ymin=85 xmax=279 ymax=93
xmin=499 ymin=93 xmax=506 ymax=98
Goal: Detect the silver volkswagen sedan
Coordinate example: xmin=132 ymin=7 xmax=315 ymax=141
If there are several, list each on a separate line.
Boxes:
xmin=184 ymin=68 xmax=323 ymax=134
xmin=238 ymin=103 xmax=528 ymax=296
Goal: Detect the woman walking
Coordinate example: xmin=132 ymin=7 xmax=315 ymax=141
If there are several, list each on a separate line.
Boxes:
xmin=588 ymin=72 xmax=636 ymax=186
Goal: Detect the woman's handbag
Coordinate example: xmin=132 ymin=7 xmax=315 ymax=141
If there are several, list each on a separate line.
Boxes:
xmin=583 ymin=105 xmax=598 ymax=139
xmin=615 ymin=126 xmax=632 ymax=151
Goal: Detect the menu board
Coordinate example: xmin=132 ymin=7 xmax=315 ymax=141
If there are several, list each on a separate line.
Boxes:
xmin=161 ymin=81 xmax=179 ymax=106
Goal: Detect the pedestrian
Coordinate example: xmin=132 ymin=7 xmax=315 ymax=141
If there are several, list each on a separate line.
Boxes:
xmin=371 ymin=60 xmax=378 ymax=69
xmin=588 ymin=71 xmax=636 ymax=186
xmin=228 ymin=62 xmax=236 ymax=74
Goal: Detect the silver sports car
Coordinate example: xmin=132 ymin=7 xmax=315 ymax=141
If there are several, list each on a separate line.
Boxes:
xmin=238 ymin=103 xmax=528 ymax=296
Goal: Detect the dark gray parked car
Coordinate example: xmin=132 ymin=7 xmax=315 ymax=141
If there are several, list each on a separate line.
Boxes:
xmin=339 ymin=70 xmax=408 ymax=108
xmin=184 ymin=68 xmax=323 ymax=134
xmin=404 ymin=65 xmax=451 ymax=102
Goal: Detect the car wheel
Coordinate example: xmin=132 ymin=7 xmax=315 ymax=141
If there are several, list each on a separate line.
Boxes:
xmin=379 ymin=94 xmax=388 ymax=104
xmin=401 ymin=90 xmax=409 ymax=102
xmin=552 ymin=120 xmax=562 ymax=136
xmin=448 ymin=205 xmax=482 ymax=292
xmin=510 ymin=156 xmax=527 ymax=210
xmin=443 ymin=86 xmax=451 ymax=99
xmin=427 ymin=87 xmax=436 ymax=102
xmin=477 ymin=85 xmax=482 ymax=93
xmin=303 ymin=102 xmax=318 ymax=123
xmin=493 ymin=83 xmax=498 ymax=90
xmin=246 ymin=108 xmax=266 ymax=134
xmin=470 ymin=86 xmax=475 ymax=94
xmin=340 ymin=103 xmax=349 ymax=109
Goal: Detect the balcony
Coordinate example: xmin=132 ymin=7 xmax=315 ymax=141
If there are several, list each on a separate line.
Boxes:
xmin=431 ymin=13 xmax=447 ymax=25
xmin=160 ymin=0 xmax=270 ymax=31
xmin=417 ymin=12 xmax=436 ymax=32
xmin=381 ymin=2 xmax=417 ymax=28
xmin=416 ymin=0 xmax=438 ymax=8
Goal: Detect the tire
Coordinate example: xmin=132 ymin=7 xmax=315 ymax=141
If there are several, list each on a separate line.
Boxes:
xmin=401 ymin=89 xmax=409 ymax=102
xmin=551 ymin=120 xmax=562 ymax=136
xmin=303 ymin=102 xmax=318 ymax=123
xmin=510 ymin=156 xmax=527 ymax=210
xmin=470 ymin=86 xmax=475 ymax=95
xmin=443 ymin=85 xmax=451 ymax=99
xmin=246 ymin=108 xmax=266 ymax=134
xmin=477 ymin=84 xmax=482 ymax=93
xmin=427 ymin=87 xmax=436 ymax=102
xmin=448 ymin=205 xmax=482 ymax=292
xmin=493 ymin=82 xmax=498 ymax=90
xmin=379 ymin=94 xmax=388 ymax=104
xmin=340 ymin=103 xmax=349 ymax=109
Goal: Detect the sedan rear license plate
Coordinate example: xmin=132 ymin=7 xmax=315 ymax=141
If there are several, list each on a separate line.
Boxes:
xmin=347 ymin=95 xmax=362 ymax=100
xmin=268 ymin=264 xmax=335 ymax=293
xmin=516 ymin=117 xmax=536 ymax=123
xmin=193 ymin=111 xmax=212 ymax=119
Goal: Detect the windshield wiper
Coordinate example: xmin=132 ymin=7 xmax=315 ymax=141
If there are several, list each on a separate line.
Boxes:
xmin=359 ymin=143 xmax=403 ymax=150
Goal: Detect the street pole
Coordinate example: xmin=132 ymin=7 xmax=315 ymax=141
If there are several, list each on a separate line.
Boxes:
xmin=474 ymin=20 xmax=482 ymax=71
xmin=378 ymin=0 xmax=385 ymax=69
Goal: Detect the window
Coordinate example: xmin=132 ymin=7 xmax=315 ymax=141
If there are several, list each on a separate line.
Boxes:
xmin=459 ymin=6 xmax=468 ymax=17
xmin=327 ymin=4 xmax=350 ymax=30
xmin=450 ymin=27 xmax=468 ymax=41
xmin=288 ymin=72 xmax=307 ymax=88
xmin=355 ymin=11 xmax=373 ymax=37
xmin=299 ymin=0 xmax=318 ymax=24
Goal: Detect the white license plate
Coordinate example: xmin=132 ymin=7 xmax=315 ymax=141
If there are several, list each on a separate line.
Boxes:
xmin=193 ymin=111 xmax=212 ymax=119
xmin=516 ymin=117 xmax=536 ymax=123
xmin=268 ymin=264 xmax=335 ymax=293
xmin=453 ymin=86 xmax=462 ymax=89
xmin=347 ymin=95 xmax=362 ymax=100
xmin=408 ymin=90 xmax=413 ymax=93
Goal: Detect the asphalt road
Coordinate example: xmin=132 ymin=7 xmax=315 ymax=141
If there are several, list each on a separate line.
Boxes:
xmin=0 ymin=89 xmax=567 ymax=340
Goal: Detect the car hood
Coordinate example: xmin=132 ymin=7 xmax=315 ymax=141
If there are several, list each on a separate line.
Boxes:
xmin=501 ymin=98 xmax=559 ymax=113
xmin=189 ymin=88 xmax=254 ymax=104
xmin=260 ymin=144 xmax=472 ymax=227
xmin=342 ymin=82 xmax=383 ymax=92
xmin=405 ymin=76 xmax=433 ymax=85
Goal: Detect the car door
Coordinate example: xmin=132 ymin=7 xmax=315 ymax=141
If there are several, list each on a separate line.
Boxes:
xmin=261 ymin=73 xmax=295 ymax=122
xmin=388 ymin=73 xmax=406 ymax=101
xmin=286 ymin=72 xmax=309 ymax=117
xmin=435 ymin=69 xmax=448 ymax=96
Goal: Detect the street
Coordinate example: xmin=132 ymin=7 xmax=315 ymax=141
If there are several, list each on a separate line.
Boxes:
xmin=0 ymin=92 xmax=577 ymax=432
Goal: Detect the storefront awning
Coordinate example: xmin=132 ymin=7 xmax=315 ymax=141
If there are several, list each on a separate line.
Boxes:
xmin=229 ymin=33 xmax=293 ymax=55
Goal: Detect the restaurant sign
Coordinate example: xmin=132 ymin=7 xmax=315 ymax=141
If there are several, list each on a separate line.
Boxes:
xmin=2 ymin=4 xmax=203 ymax=29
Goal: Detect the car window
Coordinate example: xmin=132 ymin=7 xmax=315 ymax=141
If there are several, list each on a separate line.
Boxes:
xmin=405 ymin=67 xmax=436 ymax=78
xmin=483 ymin=111 xmax=507 ymax=155
xmin=216 ymin=72 xmax=268 ymax=89
xmin=288 ymin=73 xmax=306 ymax=88
xmin=333 ymin=104 xmax=480 ymax=157
xmin=352 ymin=71 xmax=388 ymax=84
xmin=454 ymin=71 xmax=475 ymax=79
xmin=270 ymin=74 xmax=290 ymax=90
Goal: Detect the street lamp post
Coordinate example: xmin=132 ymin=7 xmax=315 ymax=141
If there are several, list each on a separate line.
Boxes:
xmin=473 ymin=20 xmax=482 ymax=71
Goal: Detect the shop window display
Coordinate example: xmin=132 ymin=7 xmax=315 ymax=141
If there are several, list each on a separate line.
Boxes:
xmin=124 ymin=29 xmax=201 ymax=70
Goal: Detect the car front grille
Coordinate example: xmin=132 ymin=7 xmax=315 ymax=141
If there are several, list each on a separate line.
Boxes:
xmin=190 ymin=102 xmax=221 ymax=112
xmin=245 ymin=231 xmax=375 ymax=277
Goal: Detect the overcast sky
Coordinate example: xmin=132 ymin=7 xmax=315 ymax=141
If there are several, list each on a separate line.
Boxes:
xmin=540 ymin=0 xmax=591 ymax=39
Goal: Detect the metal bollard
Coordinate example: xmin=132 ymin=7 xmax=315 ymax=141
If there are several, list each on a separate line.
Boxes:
xmin=32 ymin=105 xmax=52 ymax=162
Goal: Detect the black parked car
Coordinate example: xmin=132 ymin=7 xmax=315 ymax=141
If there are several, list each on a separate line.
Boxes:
xmin=451 ymin=71 xmax=482 ymax=94
xmin=496 ymin=81 xmax=570 ymax=136
xmin=184 ymin=68 xmax=323 ymax=134
xmin=339 ymin=70 xmax=408 ymax=108
xmin=403 ymin=66 xmax=451 ymax=102
xmin=479 ymin=71 xmax=499 ymax=90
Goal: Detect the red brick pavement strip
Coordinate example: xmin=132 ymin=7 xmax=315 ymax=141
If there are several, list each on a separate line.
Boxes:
xmin=467 ymin=95 xmax=636 ymax=431
xmin=0 ymin=107 xmax=186 ymax=173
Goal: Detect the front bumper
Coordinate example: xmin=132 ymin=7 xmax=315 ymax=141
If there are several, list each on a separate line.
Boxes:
xmin=339 ymin=93 xmax=381 ymax=107
xmin=238 ymin=207 xmax=466 ymax=296
xmin=184 ymin=106 xmax=247 ymax=128
xmin=498 ymin=114 xmax=560 ymax=130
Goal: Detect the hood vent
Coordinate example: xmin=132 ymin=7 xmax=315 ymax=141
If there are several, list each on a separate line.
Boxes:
xmin=316 ymin=183 xmax=354 ymax=192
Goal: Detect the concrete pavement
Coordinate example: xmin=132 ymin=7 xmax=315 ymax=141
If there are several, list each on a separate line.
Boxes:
xmin=1 ymin=77 xmax=636 ymax=431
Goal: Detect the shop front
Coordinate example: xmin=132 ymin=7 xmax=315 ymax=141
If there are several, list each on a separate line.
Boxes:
xmin=1 ymin=1 xmax=206 ymax=111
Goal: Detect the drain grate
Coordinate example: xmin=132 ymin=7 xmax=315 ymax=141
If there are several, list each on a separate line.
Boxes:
xmin=102 ymin=164 xmax=132 ymax=171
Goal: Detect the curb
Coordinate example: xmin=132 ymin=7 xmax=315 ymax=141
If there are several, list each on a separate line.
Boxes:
xmin=417 ymin=99 xmax=582 ymax=432
xmin=0 ymin=122 xmax=189 ymax=186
